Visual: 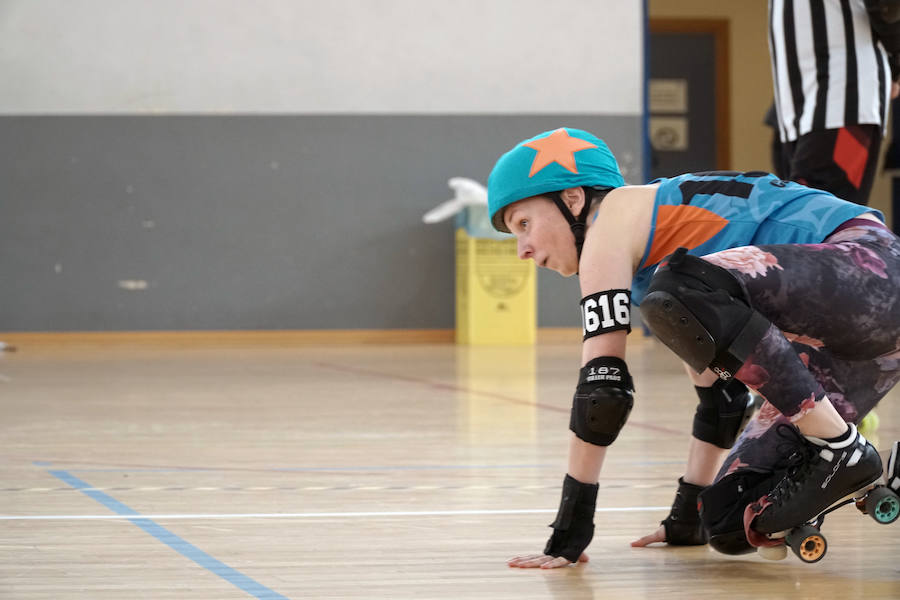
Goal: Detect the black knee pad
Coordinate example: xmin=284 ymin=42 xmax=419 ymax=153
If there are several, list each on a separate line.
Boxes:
xmin=693 ymin=379 xmax=756 ymax=449
xmin=641 ymin=247 xmax=770 ymax=380
xmin=699 ymin=469 xmax=779 ymax=555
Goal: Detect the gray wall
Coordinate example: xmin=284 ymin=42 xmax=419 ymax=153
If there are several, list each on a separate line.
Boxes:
xmin=0 ymin=1 xmax=644 ymax=332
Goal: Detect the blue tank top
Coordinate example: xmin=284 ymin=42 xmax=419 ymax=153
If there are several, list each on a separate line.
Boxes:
xmin=631 ymin=171 xmax=883 ymax=305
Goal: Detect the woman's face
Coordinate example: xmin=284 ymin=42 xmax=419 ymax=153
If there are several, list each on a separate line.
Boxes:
xmin=503 ymin=196 xmax=579 ymax=277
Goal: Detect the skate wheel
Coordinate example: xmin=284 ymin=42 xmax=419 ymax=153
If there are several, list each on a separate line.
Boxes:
xmin=786 ymin=525 xmax=827 ymax=563
xmin=757 ymin=544 xmax=788 ymax=561
xmin=865 ymin=486 xmax=900 ymax=524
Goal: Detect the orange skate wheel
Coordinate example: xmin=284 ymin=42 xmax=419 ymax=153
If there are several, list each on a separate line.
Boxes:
xmin=786 ymin=525 xmax=827 ymax=563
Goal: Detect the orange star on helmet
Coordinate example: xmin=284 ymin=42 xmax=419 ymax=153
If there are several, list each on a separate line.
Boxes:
xmin=522 ymin=128 xmax=599 ymax=177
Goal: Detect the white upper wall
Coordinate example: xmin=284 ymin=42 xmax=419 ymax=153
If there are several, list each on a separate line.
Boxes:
xmin=0 ymin=0 xmax=643 ymax=115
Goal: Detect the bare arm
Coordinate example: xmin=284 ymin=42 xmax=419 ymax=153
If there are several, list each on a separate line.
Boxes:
xmin=567 ymin=190 xmax=650 ymax=483
xmin=510 ymin=188 xmax=652 ymax=568
xmin=682 ymin=366 xmax=730 ymax=486
xmin=631 ymin=366 xmax=734 ymax=547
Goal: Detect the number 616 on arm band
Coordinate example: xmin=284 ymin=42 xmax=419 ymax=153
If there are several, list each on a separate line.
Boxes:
xmin=581 ymin=290 xmax=631 ymax=340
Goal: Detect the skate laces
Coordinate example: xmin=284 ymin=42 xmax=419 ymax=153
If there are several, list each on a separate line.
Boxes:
xmin=765 ymin=424 xmax=821 ymax=507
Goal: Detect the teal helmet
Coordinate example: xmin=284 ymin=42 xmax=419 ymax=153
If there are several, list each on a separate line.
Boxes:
xmin=487 ymin=127 xmax=624 ymax=233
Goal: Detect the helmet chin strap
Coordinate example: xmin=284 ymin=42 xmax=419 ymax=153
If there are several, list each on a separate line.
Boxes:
xmin=548 ymin=191 xmax=590 ymax=260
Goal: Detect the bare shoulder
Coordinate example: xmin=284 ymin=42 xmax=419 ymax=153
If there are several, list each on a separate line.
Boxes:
xmin=601 ymin=184 xmax=660 ymax=207
xmin=583 ymin=184 xmax=658 ymax=273
xmin=590 ymin=184 xmax=658 ymax=229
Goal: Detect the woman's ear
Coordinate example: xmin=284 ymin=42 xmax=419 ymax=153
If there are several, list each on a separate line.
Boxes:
xmin=560 ymin=187 xmax=586 ymax=217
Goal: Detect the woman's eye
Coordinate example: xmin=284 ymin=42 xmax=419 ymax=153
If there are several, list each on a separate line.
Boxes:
xmin=519 ymin=219 xmax=528 ymax=229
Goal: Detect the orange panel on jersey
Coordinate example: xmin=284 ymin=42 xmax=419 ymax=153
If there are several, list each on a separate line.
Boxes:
xmin=643 ymin=204 xmax=730 ymax=267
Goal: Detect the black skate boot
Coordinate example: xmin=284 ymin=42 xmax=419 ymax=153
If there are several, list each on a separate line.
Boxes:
xmin=750 ymin=423 xmax=883 ymax=535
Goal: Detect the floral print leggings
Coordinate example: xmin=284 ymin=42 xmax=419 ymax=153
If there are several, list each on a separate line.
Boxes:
xmin=702 ymin=218 xmax=900 ymax=479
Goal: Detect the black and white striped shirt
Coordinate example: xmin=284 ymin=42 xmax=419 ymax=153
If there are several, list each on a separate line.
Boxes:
xmin=769 ymin=0 xmax=892 ymax=142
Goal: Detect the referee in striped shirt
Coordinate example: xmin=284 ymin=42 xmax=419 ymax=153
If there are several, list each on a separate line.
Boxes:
xmin=769 ymin=0 xmax=900 ymax=205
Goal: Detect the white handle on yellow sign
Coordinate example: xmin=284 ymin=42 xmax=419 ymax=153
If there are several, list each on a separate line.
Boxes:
xmin=422 ymin=177 xmax=488 ymax=224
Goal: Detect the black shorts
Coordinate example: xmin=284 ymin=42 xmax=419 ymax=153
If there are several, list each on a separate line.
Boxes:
xmin=780 ymin=124 xmax=882 ymax=206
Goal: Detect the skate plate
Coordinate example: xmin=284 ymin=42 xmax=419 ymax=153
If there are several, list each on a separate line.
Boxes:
xmin=756 ymin=482 xmax=899 ymax=563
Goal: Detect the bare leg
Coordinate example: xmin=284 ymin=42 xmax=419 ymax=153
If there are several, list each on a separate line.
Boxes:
xmin=792 ymin=395 xmax=848 ymax=438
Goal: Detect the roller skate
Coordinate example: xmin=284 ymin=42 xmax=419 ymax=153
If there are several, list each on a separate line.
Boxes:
xmin=745 ymin=426 xmax=899 ymax=563
xmin=888 ymin=440 xmax=900 ymax=493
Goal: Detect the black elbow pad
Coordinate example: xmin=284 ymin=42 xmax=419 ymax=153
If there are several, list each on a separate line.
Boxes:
xmin=570 ymin=357 xmax=634 ymax=446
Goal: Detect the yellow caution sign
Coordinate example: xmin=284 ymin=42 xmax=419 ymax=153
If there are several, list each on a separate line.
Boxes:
xmin=455 ymin=226 xmax=536 ymax=345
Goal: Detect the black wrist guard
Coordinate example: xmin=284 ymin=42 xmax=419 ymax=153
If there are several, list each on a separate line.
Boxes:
xmin=662 ymin=477 xmax=708 ymax=545
xmin=543 ymin=474 xmax=599 ymax=562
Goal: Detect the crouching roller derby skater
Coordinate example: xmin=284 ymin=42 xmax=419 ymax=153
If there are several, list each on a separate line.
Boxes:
xmin=487 ymin=127 xmax=900 ymax=568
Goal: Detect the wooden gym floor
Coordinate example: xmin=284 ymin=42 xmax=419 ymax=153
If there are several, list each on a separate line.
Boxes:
xmin=0 ymin=333 xmax=898 ymax=599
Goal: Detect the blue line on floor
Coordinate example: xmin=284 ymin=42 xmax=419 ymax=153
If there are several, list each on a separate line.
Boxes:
xmin=48 ymin=470 xmax=289 ymax=600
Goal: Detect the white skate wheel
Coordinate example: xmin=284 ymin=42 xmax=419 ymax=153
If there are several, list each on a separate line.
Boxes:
xmin=758 ymin=544 xmax=788 ymax=561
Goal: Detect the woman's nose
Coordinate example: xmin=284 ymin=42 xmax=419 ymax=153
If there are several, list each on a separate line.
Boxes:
xmin=517 ymin=240 xmax=533 ymax=260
